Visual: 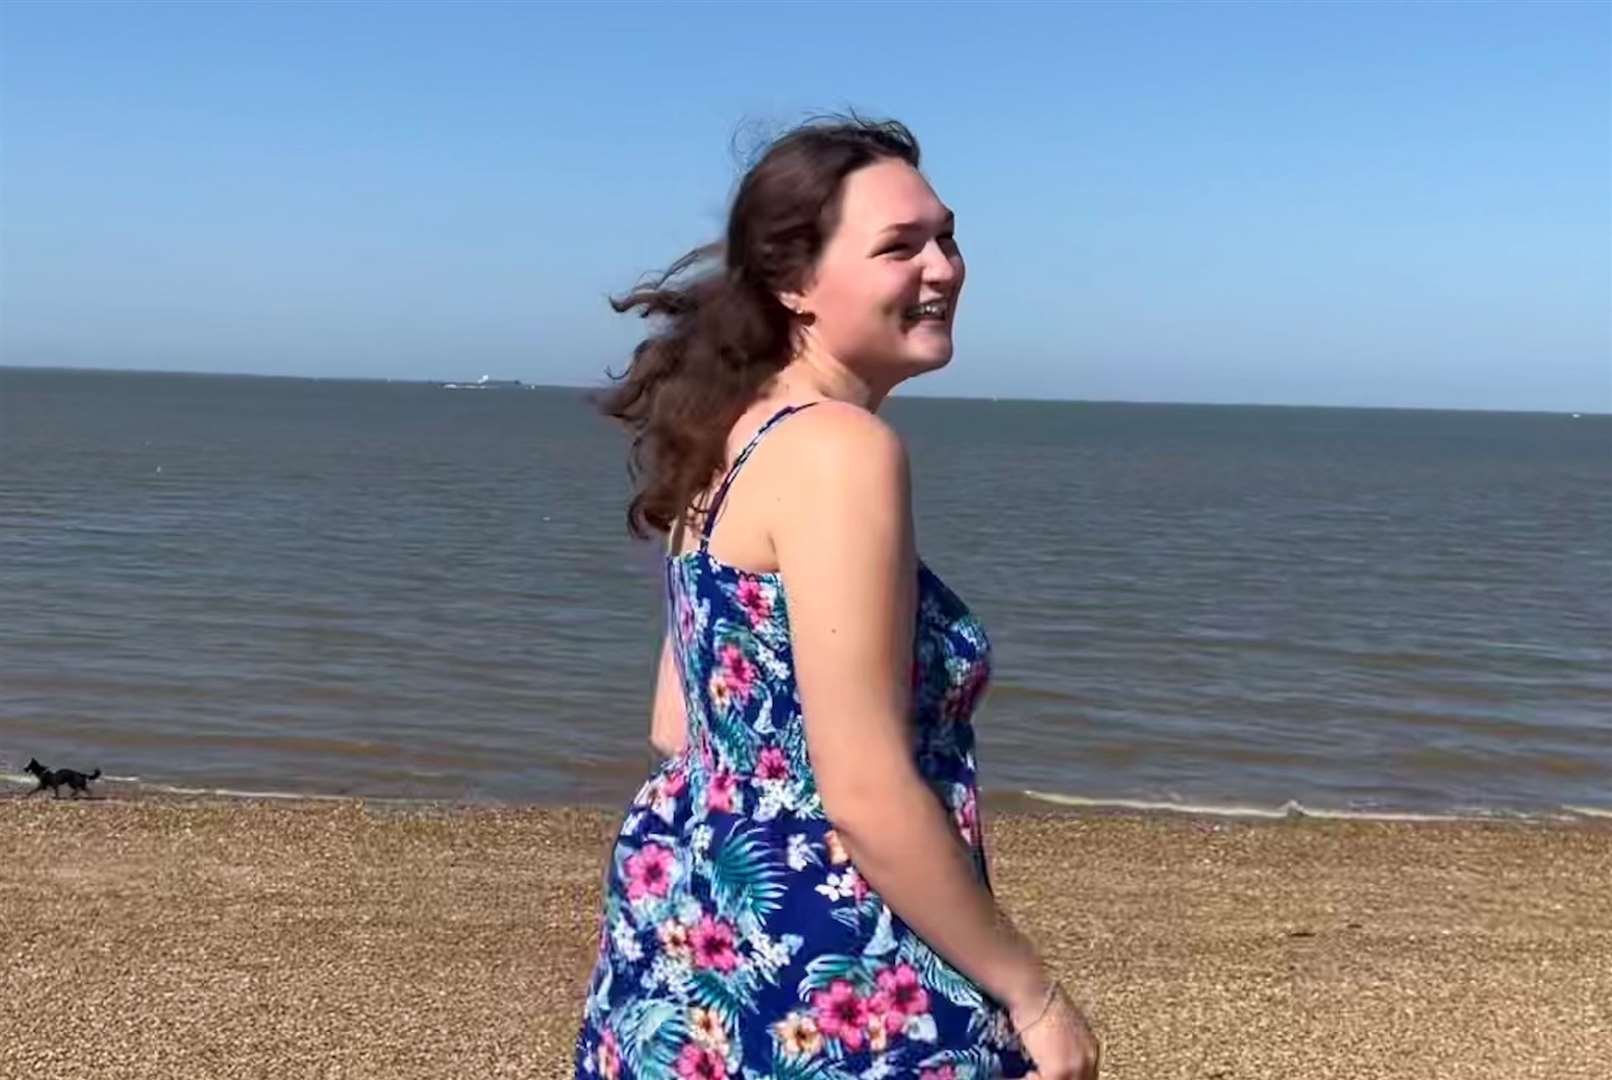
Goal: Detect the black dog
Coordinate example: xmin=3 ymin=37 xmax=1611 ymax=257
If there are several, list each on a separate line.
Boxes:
xmin=23 ymin=758 xmax=102 ymax=799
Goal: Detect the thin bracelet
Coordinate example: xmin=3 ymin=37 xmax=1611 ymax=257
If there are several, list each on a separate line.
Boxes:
xmin=1011 ymin=983 xmax=1059 ymax=1037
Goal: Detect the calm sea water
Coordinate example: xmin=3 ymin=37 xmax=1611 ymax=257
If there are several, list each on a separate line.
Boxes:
xmin=2 ymin=367 xmax=1608 ymax=819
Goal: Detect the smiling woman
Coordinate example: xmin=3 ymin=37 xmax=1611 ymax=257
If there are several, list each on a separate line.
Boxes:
xmin=575 ymin=113 xmax=1100 ymax=1080
xmin=596 ymin=115 xmax=963 ymax=541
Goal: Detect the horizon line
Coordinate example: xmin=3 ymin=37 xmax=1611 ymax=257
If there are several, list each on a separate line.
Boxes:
xmin=1 ymin=362 xmax=1605 ymax=417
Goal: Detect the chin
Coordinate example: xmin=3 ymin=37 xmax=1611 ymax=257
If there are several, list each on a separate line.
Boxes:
xmin=907 ymin=349 xmax=953 ymax=376
xmin=917 ymin=334 xmax=956 ymax=365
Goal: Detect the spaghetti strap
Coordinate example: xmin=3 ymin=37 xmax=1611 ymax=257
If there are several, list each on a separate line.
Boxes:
xmin=699 ymin=402 xmax=819 ymax=549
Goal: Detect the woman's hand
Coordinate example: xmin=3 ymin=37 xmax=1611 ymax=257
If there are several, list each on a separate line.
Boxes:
xmin=1011 ymin=983 xmax=1100 ymax=1080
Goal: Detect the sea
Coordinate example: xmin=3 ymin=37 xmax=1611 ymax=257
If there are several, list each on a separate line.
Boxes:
xmin=2 ymin=367 xmax=1608 ymax=821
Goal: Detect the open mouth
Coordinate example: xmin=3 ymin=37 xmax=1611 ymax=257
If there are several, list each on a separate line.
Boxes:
xmin=901 ymin=298 xmax=950 ymax=323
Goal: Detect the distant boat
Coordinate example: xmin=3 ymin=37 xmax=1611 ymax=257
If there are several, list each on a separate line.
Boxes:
xmin=440 ymin=375 xmax=530 ymax=390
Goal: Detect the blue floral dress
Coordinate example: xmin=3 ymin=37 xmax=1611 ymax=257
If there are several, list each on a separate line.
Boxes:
xmin=573 ymin=404 xmax=1032 ymax=1080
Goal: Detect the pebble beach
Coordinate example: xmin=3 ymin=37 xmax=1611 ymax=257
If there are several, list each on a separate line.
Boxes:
xmin=2 ymin=792 xmax=1607 ymax=1080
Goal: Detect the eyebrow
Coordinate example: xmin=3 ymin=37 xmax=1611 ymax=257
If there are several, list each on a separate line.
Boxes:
xmin=876 ymin=209 xmax=955 ymax=237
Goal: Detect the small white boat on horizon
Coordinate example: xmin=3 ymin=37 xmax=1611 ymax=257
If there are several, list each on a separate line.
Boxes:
xmin=440 ymin=374 xmax=530 ymax=390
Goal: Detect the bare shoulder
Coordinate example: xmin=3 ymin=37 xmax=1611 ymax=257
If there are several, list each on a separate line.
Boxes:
xmin=769 ymin=400 xmax=909 ymax=483
xmin=766 ymin=401 xmax=912 ymax=564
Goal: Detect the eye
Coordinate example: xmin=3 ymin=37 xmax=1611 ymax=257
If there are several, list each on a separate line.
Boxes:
xmin=881 ymin=231 xmax=958 ymax=256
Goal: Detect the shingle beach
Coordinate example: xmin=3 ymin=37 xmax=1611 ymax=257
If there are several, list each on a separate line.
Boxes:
xmin=3 ymin=792 xmax=1607 ymax=1079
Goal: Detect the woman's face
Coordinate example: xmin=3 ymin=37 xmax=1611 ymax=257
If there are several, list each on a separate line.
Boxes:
xmin=785 ymin=158 xmax=964 ymax=384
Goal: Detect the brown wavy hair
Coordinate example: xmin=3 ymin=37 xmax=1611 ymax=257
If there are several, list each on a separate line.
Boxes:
xmin=597 ymin=112 xmax=921 ymax=539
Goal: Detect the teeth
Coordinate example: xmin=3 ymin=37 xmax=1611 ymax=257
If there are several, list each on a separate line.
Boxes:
xmin=904 ymin=300 xmax=947 ymax=319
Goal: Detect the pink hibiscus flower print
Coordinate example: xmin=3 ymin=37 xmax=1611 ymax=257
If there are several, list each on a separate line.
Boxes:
xmin=677 ymin=597 xmax=697 ymax=643
xmin=869 ymin=963 xmax=930 ymax=1030
xmin=735 ymin=578 xmax=773 ymax=624
xmin=706 ymin=770 xmax=738 ymax=813
xmin=755 ymin=746 xmax=789 ymax=782
xmin=864 ymin=995 xmax=902 ymax=1042
xmin=662 ymin=764 xmax=687 ymax=798
xmin=623 ymin=842 xmax=674 ymax=901
xmin=811 ymin=980 xmax=868 ymax=1052
xmin=919 ymin=1068 xmax=957 ymax=1080
xmin=716 ymin=642 xmax=758 ymax=701
xmin=689 ymin=914 xmax=739 ymax=972
xmin=674 ymin=1042 xmax=727 ymax=1079
xmin=597 ymin=1027 xmax=622 ymax=1080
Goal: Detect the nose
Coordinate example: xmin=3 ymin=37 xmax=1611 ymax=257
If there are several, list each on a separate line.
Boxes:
xmin=920 ymin=236 xmax=961 ymax=289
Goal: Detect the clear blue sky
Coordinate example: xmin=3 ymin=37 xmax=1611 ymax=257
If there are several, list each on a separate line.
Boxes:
xmin=2 ymin=0 xmax=1607 ymax=411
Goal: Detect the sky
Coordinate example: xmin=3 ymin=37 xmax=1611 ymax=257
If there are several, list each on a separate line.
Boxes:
xmin=1 ymin=0 xmax=1607 ymax=412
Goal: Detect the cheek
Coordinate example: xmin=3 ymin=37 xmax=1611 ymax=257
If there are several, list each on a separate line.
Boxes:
xmin=822 ymin=277 xmax=906 ymax=334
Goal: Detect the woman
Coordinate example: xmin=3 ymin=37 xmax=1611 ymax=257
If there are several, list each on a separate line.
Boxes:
xmin=574 ymin=114 xmax=1100 ymax=1080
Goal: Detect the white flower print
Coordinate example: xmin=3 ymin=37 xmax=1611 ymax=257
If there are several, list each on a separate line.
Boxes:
xmin=904 ymin=1011 xmax=938 ymax=1042
xmin=676 ymin=895 xmax=703 ymax=924
xmin=759 ymin=935 xmax=791 ymax=969
xmin=813 ymin=867 xmax=860 ymax=902
xmin=647 ymin=951 xmax=691 ymax=996
xmin=740 ymin=923 xmax=792 ymax=973
xmin=691 ymin=824 xmax=713 ymax=855
xmin=755 ymin=783 xmax=787 ymax=822
xmin=785 ymin=832 xmax=812 ymax=871
xmin=611 ymin=917 xmax=643 ymax=963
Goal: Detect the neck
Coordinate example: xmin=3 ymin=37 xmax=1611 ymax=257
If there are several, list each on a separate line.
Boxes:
xmin=773 ymin=335 xmax=895 ymax=412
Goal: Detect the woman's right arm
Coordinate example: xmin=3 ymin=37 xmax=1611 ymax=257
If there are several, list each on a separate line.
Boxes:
xmin=770 ymin=403 xmax=1052 ymax=1015
xmin=649 ymin=635 xmax=687 ymax=758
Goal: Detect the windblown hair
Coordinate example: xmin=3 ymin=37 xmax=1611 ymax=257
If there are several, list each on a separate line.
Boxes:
xmin=597 ymin=112 xmax=921 ymax=538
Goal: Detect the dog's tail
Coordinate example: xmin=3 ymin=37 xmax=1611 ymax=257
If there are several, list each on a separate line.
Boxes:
xmin=90 ymin=768 xmax=102 ymax=780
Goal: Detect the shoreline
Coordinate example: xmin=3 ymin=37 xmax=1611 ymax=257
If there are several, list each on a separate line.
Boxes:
xmin=3 ymin=793 xmax=1609 ymax=1079
xmin=5 ymin=773 xmax=1609 ymax=828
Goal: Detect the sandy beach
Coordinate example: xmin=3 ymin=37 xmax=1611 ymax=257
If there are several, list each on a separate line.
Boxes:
xmin=2 ymin=792 xmax=1607 ymax=1080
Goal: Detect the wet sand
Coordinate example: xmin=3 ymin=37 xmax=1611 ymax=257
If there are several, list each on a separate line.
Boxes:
xmin=2 ymin=792 xmax=1607 ymax=1079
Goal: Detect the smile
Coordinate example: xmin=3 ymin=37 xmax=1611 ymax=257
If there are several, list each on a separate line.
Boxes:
xmin=902 ymin=299 xmax=949 ymax=321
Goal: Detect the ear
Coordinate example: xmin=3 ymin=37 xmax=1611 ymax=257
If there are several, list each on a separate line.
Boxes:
xmin=775 ymin=288 xmax=808 ymax=317
xmin=775 ymin=266 xmax=819 ymax=318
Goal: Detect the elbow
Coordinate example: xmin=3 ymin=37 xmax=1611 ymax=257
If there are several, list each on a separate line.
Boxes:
xmin=818 ymin=763 xmax=929 ymax=846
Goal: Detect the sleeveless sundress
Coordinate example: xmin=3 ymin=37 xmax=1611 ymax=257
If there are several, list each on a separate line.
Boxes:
xmin=573 ymin=404 xmax=1032 ymax=1080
